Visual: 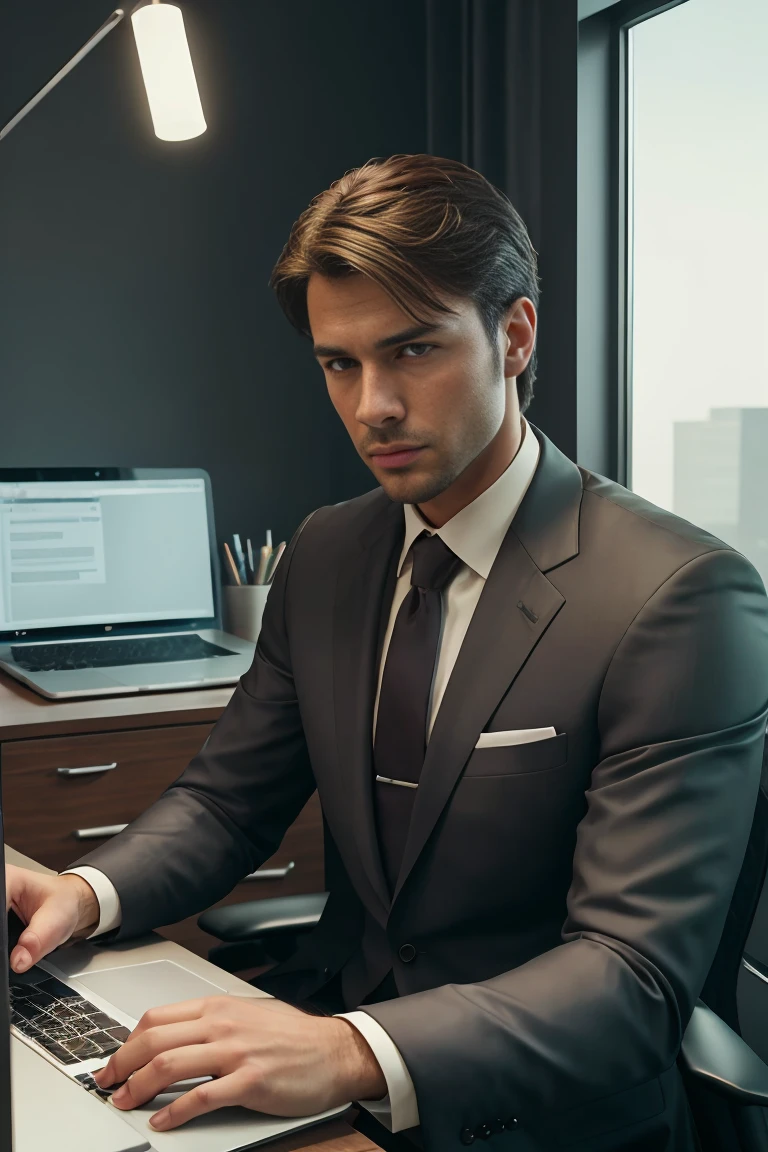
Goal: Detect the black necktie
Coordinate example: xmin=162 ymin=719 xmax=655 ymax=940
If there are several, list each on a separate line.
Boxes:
xmin=373 ymin=530 xmax=462 ymax=893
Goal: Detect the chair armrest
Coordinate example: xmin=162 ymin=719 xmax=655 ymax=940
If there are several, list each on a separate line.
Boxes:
xmin=681 ymin=1001 xmax=768 ymax=1106
xmin=198 ymin=893 xmax=329 ymax=943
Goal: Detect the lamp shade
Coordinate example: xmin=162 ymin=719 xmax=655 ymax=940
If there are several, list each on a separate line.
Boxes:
xmin=131 ymin=3 xmax=206 ymax=141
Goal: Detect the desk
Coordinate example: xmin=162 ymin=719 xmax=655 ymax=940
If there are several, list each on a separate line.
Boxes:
xmin=4 ymin=846 xmax=381 ymax=1152
xmin=0 ymin=671 xmax=325 ymax=956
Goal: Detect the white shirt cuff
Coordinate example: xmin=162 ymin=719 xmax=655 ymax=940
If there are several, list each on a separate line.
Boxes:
xmin=60 ymin=867 xmax=123 ymax=938
xmin=336 ymin=1010 xmax=420 ymax=1132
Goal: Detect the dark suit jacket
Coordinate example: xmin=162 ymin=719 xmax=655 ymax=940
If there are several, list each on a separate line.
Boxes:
xmin=75 ymin=426 xmax=768 ymax=1151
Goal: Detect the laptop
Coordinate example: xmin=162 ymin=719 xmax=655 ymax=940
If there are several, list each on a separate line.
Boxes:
xmin=1 ymin=834 xmax=347 ymax=1149
xmin=0 ymin=467 xmax=256 ymax=699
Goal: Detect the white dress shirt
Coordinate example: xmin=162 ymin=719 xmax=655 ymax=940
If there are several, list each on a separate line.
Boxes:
xmin=64 ymin=417 xmax=540 ymax=1133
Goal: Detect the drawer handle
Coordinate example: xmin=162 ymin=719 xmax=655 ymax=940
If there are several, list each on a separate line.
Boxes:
xmin=73 ymin=824 xmax=127 ymax=840
xmin=242 ymin=861 xmax=295 ymax=881
xmin=57 ymin=762 xmax=118 ymax=777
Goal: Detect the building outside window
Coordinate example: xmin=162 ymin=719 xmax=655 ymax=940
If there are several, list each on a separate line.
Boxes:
xmin=629 ymin=0 xmax=768 ymax=588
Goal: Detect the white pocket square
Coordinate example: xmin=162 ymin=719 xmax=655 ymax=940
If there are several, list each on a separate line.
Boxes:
xmin=474 ymin=726 xmax=557 ymax=749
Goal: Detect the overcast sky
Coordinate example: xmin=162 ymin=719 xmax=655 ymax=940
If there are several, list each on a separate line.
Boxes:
xmin=630 ymin=0 xmax=768 ymax=510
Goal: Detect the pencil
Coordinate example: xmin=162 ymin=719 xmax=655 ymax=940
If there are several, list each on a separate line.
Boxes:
xmin=223 ymin=542 xmax=242 ymax=586
xmin=265 ymin=540 xmax=286 ymax=583
xmin=255 ymin=544 xmax=271 ymax=585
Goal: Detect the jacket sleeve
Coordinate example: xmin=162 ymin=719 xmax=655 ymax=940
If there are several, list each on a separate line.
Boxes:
xmin=363 ymin=548 xmax=768 ymax=1150
xmin=69 ymin=511 xmax=319 ymax=940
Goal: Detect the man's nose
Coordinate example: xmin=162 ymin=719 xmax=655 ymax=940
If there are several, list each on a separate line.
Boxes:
xmin=355 ymin=366 xmax=406 ymax=427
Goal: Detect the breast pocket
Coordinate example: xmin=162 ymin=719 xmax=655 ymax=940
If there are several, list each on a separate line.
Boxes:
xmin=462 ymin=732 xmax=568 ymax=778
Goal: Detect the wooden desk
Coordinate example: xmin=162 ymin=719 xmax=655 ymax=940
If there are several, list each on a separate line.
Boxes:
xmin=4 ymin=846 xmax=380 ymax=1152
xmin=0 ymin=670 xmax=325 ymax=956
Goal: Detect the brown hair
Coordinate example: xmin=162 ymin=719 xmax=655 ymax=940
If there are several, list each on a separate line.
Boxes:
xmin=269 ymin=153 xmax=540 ymax=411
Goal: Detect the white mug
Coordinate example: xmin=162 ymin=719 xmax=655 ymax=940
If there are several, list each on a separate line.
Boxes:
xmin=224 ymin=584 xmax=271 ymax=643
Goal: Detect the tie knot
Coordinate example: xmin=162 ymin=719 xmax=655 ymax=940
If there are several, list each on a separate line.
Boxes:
xmin=410 ymin=531 xmax=461 ymax=592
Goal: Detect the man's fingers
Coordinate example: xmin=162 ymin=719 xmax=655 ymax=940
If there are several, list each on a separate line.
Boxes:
xmin=5 ymin=865 xmax=88 ymax=973
xmin=110 ymin=1044 xmax=217 ymax=1110
xmin=95 ymin=1020 xmax=208 ymax=1088
xmin=10 ymin=904 xmax=74 ymax=972
xmin=150 ymin=1068 xmax=255 ymax=1131
xmin=129 ymin=998 xmax=212 ymax=1039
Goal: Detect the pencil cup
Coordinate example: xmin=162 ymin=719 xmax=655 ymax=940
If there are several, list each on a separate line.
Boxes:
xmin=224 ymin=584 xmax=271 ymax=643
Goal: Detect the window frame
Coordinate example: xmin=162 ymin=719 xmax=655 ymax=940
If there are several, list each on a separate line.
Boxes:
xmin=577 ymin=0 xmax=690 ymax=485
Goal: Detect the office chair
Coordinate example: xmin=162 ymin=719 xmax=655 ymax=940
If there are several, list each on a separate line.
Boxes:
xmin=200 ymin=737 xmax=768 ymax=1151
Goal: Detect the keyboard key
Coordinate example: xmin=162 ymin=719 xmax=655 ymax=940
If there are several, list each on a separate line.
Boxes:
xmin=39 ymin=1038 xmax=79 ymax=1065
xmin=37 ymin=977 xmax=80 ymax=1000
xmin=86 ymin=1031 xmax=122 ymax=1055
xmin=14 ymin=1019 xmax=43 ymax=1038
xmin=41 ymin=1025 xmax=78 ymax=1042
xmin=77 ymin=1002 xmax=102 ymax=1016
xmin=25 ymin=991 xmax=57 ymax=1008
xmin=10 ymin=965 xmax=49 ymax=987
xmin=106 ymin=1027 xmax=131 ymax=1043
xmin=48 ymin=1004 xmax=80 ymax=1021
xmin=13 ymin=1002 xmax=45 ymax=1023
xmin=86 ymin=1011 xmax=118 ymax=1029
xmin=61 ymin=1037 xmax=103 ymax=1060
xmin=75 ymin=1073 xmax=113 ymax=1100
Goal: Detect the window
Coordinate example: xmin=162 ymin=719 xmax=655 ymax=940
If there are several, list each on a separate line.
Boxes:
xmin=628 ymin=0 xmax=768 ymax=588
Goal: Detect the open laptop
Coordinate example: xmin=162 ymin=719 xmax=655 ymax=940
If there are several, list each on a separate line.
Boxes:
xmin=0 ymin=467 xmax=256 ymax=699
xmin=2 ymin=824 xmax=347 ymax=1150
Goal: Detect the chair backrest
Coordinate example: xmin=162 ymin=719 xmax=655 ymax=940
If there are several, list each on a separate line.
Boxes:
xmin=699 ymin=733 xmax=768 ymax=1033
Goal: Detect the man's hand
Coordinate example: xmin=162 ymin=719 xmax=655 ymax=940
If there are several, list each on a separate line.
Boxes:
xmin=93 ymin=994 xmax=387 ymax=1131
xmin=5 ymin=864 xmax=99 ymax=973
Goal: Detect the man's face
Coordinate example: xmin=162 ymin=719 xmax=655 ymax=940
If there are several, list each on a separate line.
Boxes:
xmin=307 ymin=272 xmax=519 ymax=506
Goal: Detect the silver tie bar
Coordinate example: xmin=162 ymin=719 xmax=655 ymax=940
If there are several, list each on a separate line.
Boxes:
xmin=375 ymin=775 xmax=418 ymax=789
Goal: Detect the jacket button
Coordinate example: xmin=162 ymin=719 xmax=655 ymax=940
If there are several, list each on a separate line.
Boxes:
xmin=398 ymin=943 xmax=417 ymax=963
xmin=505 ymin=1116 xmax=520 ymax=1130
xmin=490 ymin=1118 xmax=505 ymax=1134
xmin=459 ymin=1129 xmax=475 ymax=1146
xmin=475 ymin=1122 xmax=493 ymax=1139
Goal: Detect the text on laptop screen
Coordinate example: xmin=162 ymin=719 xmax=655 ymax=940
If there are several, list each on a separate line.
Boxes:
xmin=0 ymin=478 xmax=214 ymax=631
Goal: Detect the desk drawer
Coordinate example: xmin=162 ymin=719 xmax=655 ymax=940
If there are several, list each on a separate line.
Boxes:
xmin=2 ymin=725 xmax=213 ymax=872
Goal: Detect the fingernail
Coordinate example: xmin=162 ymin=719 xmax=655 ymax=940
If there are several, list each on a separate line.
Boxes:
xmin=150 ymin=1110 xmax=170 ymax=1130
xmin=13 ymin=950 xmax=30 ymax=973
xmin=111 ymin=1087 xmax=127 ymax=1105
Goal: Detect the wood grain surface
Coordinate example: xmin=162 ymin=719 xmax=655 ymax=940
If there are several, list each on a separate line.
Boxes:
xmin=0 ymin=668 xmax=235 ymax=742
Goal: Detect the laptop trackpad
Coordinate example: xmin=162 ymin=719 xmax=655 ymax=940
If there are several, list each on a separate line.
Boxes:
xmin=74 ymin=960 xmax=228 ymax=1021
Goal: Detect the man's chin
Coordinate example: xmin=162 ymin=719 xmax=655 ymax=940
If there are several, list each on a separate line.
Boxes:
xmin=375 ymin=470 xmax=453 ymax=506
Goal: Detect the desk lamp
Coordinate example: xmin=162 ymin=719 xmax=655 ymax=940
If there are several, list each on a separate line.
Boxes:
xmin=0 ymin=1 xmax=206 ymax=143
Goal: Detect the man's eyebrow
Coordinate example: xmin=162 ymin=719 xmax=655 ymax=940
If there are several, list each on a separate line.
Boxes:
xmin=312 ymin=323 xmax=446 ymax=359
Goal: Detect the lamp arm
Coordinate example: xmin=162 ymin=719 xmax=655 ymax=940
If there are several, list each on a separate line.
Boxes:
xmin=0 ymin=9 xmax=126 ymax=143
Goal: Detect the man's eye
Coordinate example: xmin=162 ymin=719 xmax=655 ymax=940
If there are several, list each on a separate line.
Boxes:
xmin=325 ymin=344 xmax=434 ymax=372
xmin=400 ymin=343 xmax=433 ymax=358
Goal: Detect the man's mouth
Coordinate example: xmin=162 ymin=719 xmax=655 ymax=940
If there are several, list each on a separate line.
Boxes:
xmin=369 ymin=446 xmax=425 ymax=469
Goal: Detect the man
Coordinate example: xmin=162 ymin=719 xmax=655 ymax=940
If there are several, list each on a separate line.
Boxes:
xmin=7 ymin=153 xmax=768 ymax=1151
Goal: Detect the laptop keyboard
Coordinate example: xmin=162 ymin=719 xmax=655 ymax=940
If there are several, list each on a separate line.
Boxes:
xmin=10 ymin=966 xmax=130 ymax=1066
xmin=11 ymin=633 xmax=236 ymax=672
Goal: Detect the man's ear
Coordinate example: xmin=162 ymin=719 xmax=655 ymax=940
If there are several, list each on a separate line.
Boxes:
xmin=502 ymin=298 xmax=537 ymax=379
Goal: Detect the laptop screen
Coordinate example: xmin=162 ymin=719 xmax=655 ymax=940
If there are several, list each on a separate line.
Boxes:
xmin=0 ymin=476 xmax=215 ymax=634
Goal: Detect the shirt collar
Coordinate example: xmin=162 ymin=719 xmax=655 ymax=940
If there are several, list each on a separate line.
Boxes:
xmin=398 ymin=416 xmax=540 ymax=580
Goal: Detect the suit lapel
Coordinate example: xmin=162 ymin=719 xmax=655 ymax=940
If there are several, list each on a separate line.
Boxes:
xmin=332 ymin=493 xmax=403 ymax=923
xmin=392 ymin=427 xmax=584 ymax=903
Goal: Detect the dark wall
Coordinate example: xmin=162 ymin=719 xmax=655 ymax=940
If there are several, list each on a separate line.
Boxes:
xmin=0 ymin=1 xmax=427 ymax=549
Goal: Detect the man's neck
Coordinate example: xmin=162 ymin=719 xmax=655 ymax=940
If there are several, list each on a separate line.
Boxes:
xmin=417 ymin=414 xmax=524 ymax=529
